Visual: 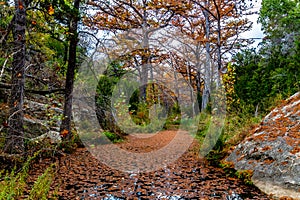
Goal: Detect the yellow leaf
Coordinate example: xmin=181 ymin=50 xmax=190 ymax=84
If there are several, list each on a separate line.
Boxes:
xmin=48 ymin=5 xmax=54 ymax=15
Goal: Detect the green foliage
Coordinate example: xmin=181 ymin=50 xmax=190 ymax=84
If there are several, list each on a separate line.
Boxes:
xmin=114 ymin=95 xmax=167 ymax=133
xmin=95 ymin=60 xmax=128 ymax=134
xmin=195 ymin=113 xmax=211 ymax=140
xmin=235 ymin=170 xmax=254 ymax=186
xmin=0 ymin=167 xmax=25 ymax=199
xmin=219 ymin=161 xmax=253 ymax=185
xmin=96 ymin=61 xmax=181 ymax=134
xmin=230 ymin=0 xmax=299 ymax=115
xmin=102 ymin=131 xmax=123 ymax=143
xmin=28 ymin=164 xmax=55 ymax=200
xmin=200 ymin=109 xmax=261 ymax=166
xmin=222 ymin=112 xmax=261 ymax=143
xmin=129 ymin=101 xmax=150 ymax=126
xmin=128 ymin=83 xmax=178 ymax=129
xmin=58 ymin=130 xmax=82 ymax=153
xmin=163 ymin=105 xmax=181 ymax=130
xmin=96 ymin=75 xmax=117 ymax=108
xmin=0 ymin=1 xmax=14 ymax=34
xmin=219 ymin=161 xmax=236 ymax=177
xmin=259 ymin=0 xmax=299 ymax=35
xmin=232 ymin=47 xmax=299 ymax=114
xmin=0 ymin=153 xmax=36 ymax=199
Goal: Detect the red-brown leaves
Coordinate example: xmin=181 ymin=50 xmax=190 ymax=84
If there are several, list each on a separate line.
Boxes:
xmin=60 ymin=129 xmax=69 ymax=138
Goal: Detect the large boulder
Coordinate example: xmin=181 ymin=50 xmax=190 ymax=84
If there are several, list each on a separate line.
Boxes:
xmin=226 ymin=92 xmax=300 ymax=199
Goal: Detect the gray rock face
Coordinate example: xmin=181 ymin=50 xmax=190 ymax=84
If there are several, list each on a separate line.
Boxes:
xmin=226 ymin=92 xmax=300 ymax=200
xmin=23 ymin=99 xmax=63 ymax=141
xmin=30 ymin=130 xmax=61 ymax=143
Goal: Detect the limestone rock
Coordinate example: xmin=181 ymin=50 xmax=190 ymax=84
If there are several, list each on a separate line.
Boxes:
xmin=30 ymin=131 xmax=61 ymax=143
xmin=23 ymin=99 xmax=62 ymax=137
xmin=24 ymin=117 xmax=49 ymax=138
xmin=226 ymin=92 xmax=300 ymax=200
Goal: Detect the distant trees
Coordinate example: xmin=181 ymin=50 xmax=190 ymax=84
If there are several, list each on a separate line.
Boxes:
xmin=170 ymin=0 xmax=253 ymax=110
xmin=231 ymin=0 xmax=300 ymax=114
xmin=86 ymin=0 xmax=253 ymax=114
xmin=85 ymin=0 xmax=190 ymax=101
xmin=258 ymin=0 xmax=300 ymax=97
xmin=0 ymin=0 xmax=266 ymax=148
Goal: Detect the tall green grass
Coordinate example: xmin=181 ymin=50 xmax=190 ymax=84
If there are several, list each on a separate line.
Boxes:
xmin=0 ymin=151 xmax=56 ymax=200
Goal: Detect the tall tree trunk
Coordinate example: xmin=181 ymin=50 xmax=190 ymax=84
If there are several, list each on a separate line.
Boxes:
xmin=170 ymin=54 xmax=180 ymax=100
xmin=5 ymin=0 xmax=26 ymax=153
xmin=60 ymin=0 xmax=80 ymax=139
xmin=186 ymin=64 xmax=195 ymax=117
xmin=214 ymin=0 xmax=222 ymax=72
xmin=213 ymin=0 xmax=222 ymax=88
xmin=202 ymin=0 xmax=211 ymax=111
xmin=139 ymin=9 xmax=149 ymax=101
xmin=195 ymin=43 xmax=202 ymax=112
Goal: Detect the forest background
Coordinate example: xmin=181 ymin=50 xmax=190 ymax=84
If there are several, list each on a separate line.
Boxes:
xmin=0 ymin=0 xmax=299 ymax=198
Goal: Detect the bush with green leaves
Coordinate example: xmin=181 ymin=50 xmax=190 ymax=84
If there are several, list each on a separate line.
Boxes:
xmin=102 ymin=131 xmax=123 ymax=143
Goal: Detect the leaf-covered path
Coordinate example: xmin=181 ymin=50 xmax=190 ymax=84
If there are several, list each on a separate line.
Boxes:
xmin=28 ymin=131 xmax=271 ymax=199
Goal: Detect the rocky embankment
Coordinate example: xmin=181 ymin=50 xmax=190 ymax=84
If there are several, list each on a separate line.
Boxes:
xmin=227 ymin=92 xmax=300 ymax=199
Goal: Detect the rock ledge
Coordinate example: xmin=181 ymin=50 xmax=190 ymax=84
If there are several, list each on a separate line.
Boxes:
xmin=227 ymin=92 xmax=300 ymax=199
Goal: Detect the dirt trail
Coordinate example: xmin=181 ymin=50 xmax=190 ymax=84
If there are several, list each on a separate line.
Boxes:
xmin=27 ymin=130 xmax=271 ymax=199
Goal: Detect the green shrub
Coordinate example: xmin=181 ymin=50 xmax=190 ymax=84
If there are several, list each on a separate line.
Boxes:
xmin=192 ymin=109 xmax=261 ymax=166
xmin=195 ymin=113 xmax=211 ymax=139
xmin=219 ymin=161 xmax=236 ymax=177
xmin=103 ymin=131 xmax=123 ymax=143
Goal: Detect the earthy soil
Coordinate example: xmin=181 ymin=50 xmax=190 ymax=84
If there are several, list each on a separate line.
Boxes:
xmin=26 ymin=130 xmax=272 ymax=199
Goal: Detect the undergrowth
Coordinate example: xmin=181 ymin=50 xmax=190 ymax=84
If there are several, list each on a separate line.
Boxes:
xmin=196 ymin=108 xmax=262 ymax=165
xmin=0 ymin=151 xmax=57 ymax=200
xmin=197 ymin=95 xmax=285 ymax=184
xmin=220 ymin=161 xmax=254 ymax=186
xmin=103 ymin=131 xmax=123 ymax=143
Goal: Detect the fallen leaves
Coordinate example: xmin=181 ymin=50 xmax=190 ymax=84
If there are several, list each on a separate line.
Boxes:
xmin=25 ymin=137 xmax=271 ymax=199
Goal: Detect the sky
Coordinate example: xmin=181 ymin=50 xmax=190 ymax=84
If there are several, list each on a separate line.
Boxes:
xmin=241 ymin=0 xmax=264 ymax=48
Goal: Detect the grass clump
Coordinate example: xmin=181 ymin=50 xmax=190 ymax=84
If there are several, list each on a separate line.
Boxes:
xmin=0 ymin=151 xmax=57 ymax=200
xmin=28 ymin=164 xmax=56 ymax=200
xmin=220 ymin=161 xmax=253 ymax=186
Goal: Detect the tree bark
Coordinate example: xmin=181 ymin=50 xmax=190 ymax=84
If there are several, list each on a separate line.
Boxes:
xmin=202 ymin=0 xmax=211 ymax=111
xmin=5 ymin=0 xmax=26 ymax=154
xmin=139 ymin=11 xmax=150 ymax=101
xmin=60 ymin=0 xmax=80 ymax=139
